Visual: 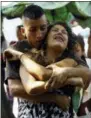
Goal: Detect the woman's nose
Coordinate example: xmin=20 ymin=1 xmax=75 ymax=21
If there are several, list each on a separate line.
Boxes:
xmin=57 ymin=31 xmax=62 ymax=35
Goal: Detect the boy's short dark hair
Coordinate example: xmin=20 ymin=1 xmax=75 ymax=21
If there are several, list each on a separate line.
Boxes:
xmin=22 ymin=5 xmax=44 ymax=19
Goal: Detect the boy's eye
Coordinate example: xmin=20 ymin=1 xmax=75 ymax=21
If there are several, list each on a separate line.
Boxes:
xmin=40 ymin=26 xmax=47 ymax=31
xmin=29 ymin=28 xmax=37 ymax=32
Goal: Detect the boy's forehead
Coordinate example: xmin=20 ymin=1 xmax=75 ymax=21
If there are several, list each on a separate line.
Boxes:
xmin=23 ymin=15 xmax=47 ymax=27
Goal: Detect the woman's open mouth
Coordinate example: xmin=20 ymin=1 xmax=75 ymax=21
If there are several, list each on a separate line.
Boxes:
xmin=54 ymin=35 xmax=64 ymax=42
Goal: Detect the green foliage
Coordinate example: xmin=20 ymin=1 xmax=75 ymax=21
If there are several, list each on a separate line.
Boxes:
xmin=1 ymin=2 xmax=91 ymax=28
xmin=77 ymin=18 xmax=91 ymax=28
xmin=67 ymin=2 xmax=91 ymax=17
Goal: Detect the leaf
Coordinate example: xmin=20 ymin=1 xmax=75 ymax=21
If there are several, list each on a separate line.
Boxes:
xmin=67 ymin=1 xmax=91 ymax=17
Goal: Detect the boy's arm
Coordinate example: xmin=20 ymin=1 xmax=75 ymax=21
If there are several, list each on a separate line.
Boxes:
xmin=69 ymin=65 xmax=91 ymax=89
xmin=63 ymin=77 xmax=84 ymax=87
xmin=22 ymin=56 xmax=90 ymax=88
xmin=54 ymin=58 xmax=91 ymax=88
xmin=4 ymin=48 xmax=52 ymax=81
xmin=20 ymin=54 xmax=52 ymax=81
xmin=53 ymin=58 xmax=78 ymax=67
xmin=6 ymin=57 xmax=61 ymax=105
xmin=47 ymin=59 xmax=84 ymax=88
xmin=5 ymin=48 xmax=90 ymax=89
xmin=8 ymin=79 xmax=55 ymax=102
xmin=8 ymin=79 xmax=70 ymax=110
xmin=45 ymin=65 xmax=90 ymax=90
xmin=20 ymin=64 xmax=84 ymax=95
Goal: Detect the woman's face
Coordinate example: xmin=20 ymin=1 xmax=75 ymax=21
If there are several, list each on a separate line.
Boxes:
xmin=47 ymin=24 xmax=68 ymax=52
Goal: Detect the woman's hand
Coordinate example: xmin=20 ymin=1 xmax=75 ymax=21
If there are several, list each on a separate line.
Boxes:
xmin=45 ymin=65 xmax=69 ymax=90
xmin=4 ymin=48 xmax=23 ymax=60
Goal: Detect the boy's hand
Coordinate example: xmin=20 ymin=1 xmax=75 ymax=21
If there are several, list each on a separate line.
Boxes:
xmin=45 ymin=65 xmax=68 ymax=90
xmin=55 ymin=95 xmax=71 ymax=111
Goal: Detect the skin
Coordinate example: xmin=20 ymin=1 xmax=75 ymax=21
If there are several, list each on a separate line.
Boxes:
xmin=8 ymin=79 xmax=70 ymax=111
xmin=5 ymin=22 xmax=91 ymax=111
xmin=22 ymin=15 xmax=48 ymax=48
xmin=16 ymin=26 xmax=25 ymax=41
xmin=47 ymin=25 xmax=68 ymax=54
xmin=45 ymin=25 xmax=69 ymax=64
xmin=73 ymin=42 xmax=85 ymax=58
xmin=5 ymin=15 xmax=71 ymax=110
xmin=4 ymin=25 xmax=85 ymax=93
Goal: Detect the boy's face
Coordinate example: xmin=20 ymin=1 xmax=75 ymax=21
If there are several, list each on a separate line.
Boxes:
xmin=22 ymin=15 xmax=48 ymax=48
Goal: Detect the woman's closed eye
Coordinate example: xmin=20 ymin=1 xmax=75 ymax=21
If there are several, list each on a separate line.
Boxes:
xmin=52 ymin=28 xmax=67 ymax=34
xmin=52 ymin=28 xmax=59 ymax=32
xmin=62 ymin=30 xmax=67 ymax=34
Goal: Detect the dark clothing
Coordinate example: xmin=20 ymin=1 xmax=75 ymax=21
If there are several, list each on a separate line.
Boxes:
xmin=77 ymin=98 xmax=91 ymax=116
xmin=5 ymin=40 xmax=88 ymax=118
xmin=1 ymin=69 xmax=15 ymax=118
xmin=1 ymin=35 xmax=15 ymax=118
xmin=5 ymin=40 xmax=32 ymax=83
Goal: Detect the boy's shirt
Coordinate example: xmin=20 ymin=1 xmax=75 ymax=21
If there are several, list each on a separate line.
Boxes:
xmin=5 ymin=40 xmax=32 ymax=84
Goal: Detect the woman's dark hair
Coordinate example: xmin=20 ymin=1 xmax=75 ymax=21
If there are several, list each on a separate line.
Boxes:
xmin=22 ymin=5 xmax=44 ymax=19
xmin=75 ymin=34 xmax=87 ymax=62
xmin=76 ymin=34 xmax=85 ymax=51
xmin=41 ymin=21 xmax=88 ymax=67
